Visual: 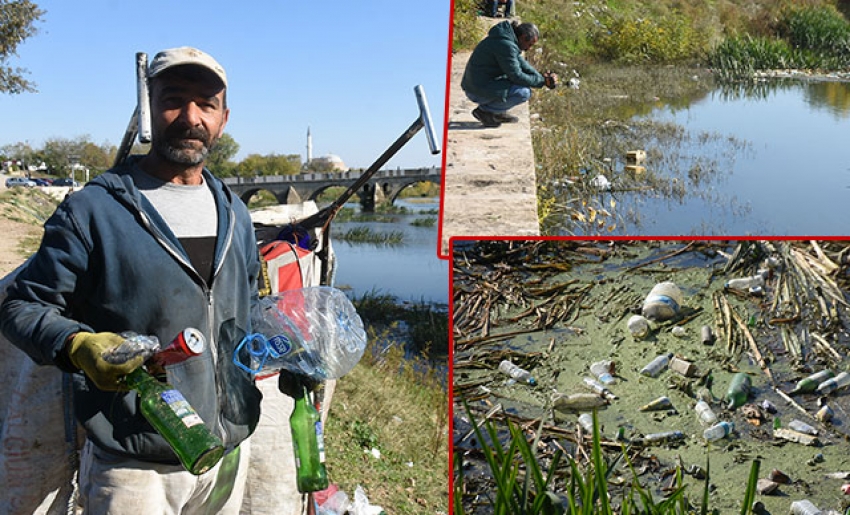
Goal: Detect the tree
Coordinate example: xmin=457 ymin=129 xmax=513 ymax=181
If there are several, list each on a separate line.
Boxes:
xmin=234 ymin=153 xmax=301 ymax=177
xmin=206 ymin=132 xmax=239 ymax=177
xmin=0 ymin=0 xmax=45 ymax=94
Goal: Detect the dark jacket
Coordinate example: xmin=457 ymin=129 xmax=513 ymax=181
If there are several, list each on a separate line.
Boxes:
xmin=461 ymin=20 xmax=545 ymax=103
xmin=0 ymin=157 xmax=262 ymax=464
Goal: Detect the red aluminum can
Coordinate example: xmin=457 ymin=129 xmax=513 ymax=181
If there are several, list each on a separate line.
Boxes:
xmin=151 ymin=328 xmax=205 ymax=367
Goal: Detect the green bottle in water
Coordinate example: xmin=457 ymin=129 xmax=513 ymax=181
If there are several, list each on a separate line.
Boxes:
xmin=124 ymin=368 xmax=225 ymax=475
xmin=290 ymin=387 xmax=329 ymax=492
xmin=725 ymin=372 xmax=752 ymax=409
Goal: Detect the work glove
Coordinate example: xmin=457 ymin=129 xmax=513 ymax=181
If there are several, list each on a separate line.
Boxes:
xmin=68 ymin=332 xmax=146 ymax=391
xmin=278 ymin=368 xmax=321 ymax=399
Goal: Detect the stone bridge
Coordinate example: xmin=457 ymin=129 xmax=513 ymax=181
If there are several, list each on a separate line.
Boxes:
xmin=222 ymin=166 xmax=441 ymax=211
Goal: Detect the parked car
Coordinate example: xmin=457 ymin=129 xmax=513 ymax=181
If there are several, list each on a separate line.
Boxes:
xmin=5 ymin=177 xmax=37 ymax=188
xmin=33 ymin=178 xmax=53 ymax=186
xmin=52 ymin=178 xmax=80 ymax=187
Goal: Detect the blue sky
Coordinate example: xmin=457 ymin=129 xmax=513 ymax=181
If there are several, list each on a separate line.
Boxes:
xmin=0 ymin=1 xmax=452 ymax=169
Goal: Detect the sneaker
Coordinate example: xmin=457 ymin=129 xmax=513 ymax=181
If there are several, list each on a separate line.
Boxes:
xmin=493 ymin=112 xmax=519 ymax=123
xmin=472 ymin=108 xmax=501 ymax=128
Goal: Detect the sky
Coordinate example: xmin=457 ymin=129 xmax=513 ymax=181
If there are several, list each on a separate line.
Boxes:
xmin=0 ymin=1 xmax=452 ymax=170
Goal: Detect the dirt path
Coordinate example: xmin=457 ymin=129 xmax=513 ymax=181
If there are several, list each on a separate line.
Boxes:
xmin=438 ymin=48 xmax=540 ymax=258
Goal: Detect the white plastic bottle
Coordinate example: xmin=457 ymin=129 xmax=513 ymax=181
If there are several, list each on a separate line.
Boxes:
xmin=703 ymin=421 xmax=734 ymax=442
xmin=816 ymin=371 xmax=850 ymax=395
xmin=589 ymin=360 xmax=616 ymax=384
xmin=577 ymin=413 xmax=594 ymax=433
xmin=694 ymin=400 xmax=718 ymax=427
xmin=724 ymin=275 xmax=765 ymax=291
xmin=641 ymin=282 xmax=683 ymax=321
xmin=498 ymin=360 xmax=537 ymax=386
xmin=789 ymin=499 xmax=822 ymax=515
xmin=640 ymin=352 xmax=674 ymax=377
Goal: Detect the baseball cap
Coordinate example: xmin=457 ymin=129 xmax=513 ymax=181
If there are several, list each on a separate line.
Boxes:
xmin=148 ymin=47 xmax=227 ymax=88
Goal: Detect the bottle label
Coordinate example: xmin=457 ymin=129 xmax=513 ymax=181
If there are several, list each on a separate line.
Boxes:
xmin=161 ymin=390 xmax=204 ymax=428
xmin=267 ymin=334 xmax=292 ymax=358
xmin=315 ymin=421 xmax=326 ymax=463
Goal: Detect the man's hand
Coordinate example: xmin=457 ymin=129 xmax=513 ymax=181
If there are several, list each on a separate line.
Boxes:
xmin=544 ymin=72 xmax=559 ymax=89
xmin=68 ymin=332 xmax=145 ymax=391
xmin=278 ymin=369 xmax=321 ymax=398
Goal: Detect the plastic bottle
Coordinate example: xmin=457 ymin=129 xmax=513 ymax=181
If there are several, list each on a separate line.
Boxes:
xmin=627 ymin=315 xmax=650 ymax=339
xmin=788 ymin=420 xmax=818 ymax=436
xmin=701 ymin=325 xmax=715 ymax=345
xmin=724 ymin=275 xmax=765 ymax=291
xmin=232 ymin=287 xmax=367 ymax=379
xmin=789 ymin=499 xmax=822 ymax=515
xmin=816 ymin=371 xmax=850 ymax=395
xmin=694 ymin=400 xmax=718 ymax=427
xmin=290 ymin=386 xmax=329 ymax=492
xmin=577 ymin=413 xmax=594 ymax=433
xmin=633 ymin=431 xmax=685 ymax=446
xmin=582 ymin=377 xmax=617 ymax=400
xmin=640 ymin=352 xmax=674 ymax=377
xmin=552 ymin=393 xmax=607 ymax=413
xmin=124 ymin=367 xmax=225 ymax=475
xmin=497 ymin=360 xmax=537 ymax=386
xmin=639 ymin=396 xmax=673 ymax=412
xmin=589 ymin=360 xmax=616 ymax=385
xmin=725 ymin=373 xmax=752 ymax=409
xmin=703 ymin=421 xmax=734 ymax=442
xmin=790 ymin=370 xmax=835 ymax=395
xmin=641 ymin=282 xmax=683 ymax=321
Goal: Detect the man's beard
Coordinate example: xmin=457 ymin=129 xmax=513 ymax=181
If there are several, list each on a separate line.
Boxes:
xmin=154 ymin=123 xmax=216 ymax=165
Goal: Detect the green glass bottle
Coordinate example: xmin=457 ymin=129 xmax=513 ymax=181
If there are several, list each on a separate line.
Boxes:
xmin=725 ymin=372 xmax=752 ymax=409
xmin=124 ymin=368 xmax=225 ymax=475
xmin=290 ymin=387 xmax=329 ymax=492
xmin=789 ymin=369 xmax=834 ymax=395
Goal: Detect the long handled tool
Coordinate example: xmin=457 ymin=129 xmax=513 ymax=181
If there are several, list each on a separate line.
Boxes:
xmin=114 ymin=52 xmax=151 ymax=167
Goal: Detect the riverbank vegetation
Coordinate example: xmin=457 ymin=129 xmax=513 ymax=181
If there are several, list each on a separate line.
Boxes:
xmin=452 ymin=0 xmax=850 ymax=234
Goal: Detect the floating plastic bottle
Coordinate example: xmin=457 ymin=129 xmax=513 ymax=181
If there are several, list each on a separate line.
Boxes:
xmin=582 ymin=377 xmax=617 ymax=400
xmin=790 ymin=370 xmax=835 ymax=395
xmin=640 ymin=396 xmax=673 ymax=412
xmin=498 ymin=360 xmax=537 ymax=386
xmin=232 ymin=287 xmax=367 ymax=380
xmin=725 ymin=373 xmax=752 ymax=409
xmin=633 ymin=430 xmax=685 ymax=446
xmin=788 ymin=420 xmax=818 ymax=436
xmin=577 ymin=413 xmax=594 ymax=433
xmin=589 ymin=360 xmax=616 ymax=385
xmin=724 ymin=275 xmax=765 ymax=291
xmin=641 ymin=282 xmax=683 ymax=321
xmin=640 ymin=352 xmax=674 ymax=377
xmin=703 ymin=421 xmax=734 ymax=442
xmin=789 ymin=499 xmax=822 ymax=515
xmin=694 ymin=400 xmax=718 ymax=427
xmin=816 ymin=371 xmax=850 ymax=395
xmin=627 ymin=315 xmax=650 ymax=339
xmin=552 ymin=392 xmax=607 ymax=413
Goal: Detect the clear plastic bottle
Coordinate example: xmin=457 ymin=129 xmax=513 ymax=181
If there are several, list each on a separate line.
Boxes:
xmin=724 ymin=275 xmax=765 ymax=291
xmin=498 ymin=360 xmax=537 ymax=386
xmin=703 ymin=421 xmax=734 ymax=442
xmin=641 ymin=282 xmax=683 ymax=321
xmin=633 ymin=430 xmax=685 ymax=446
xmin=589 ymin=360 xmax=616 ymax=384
xmin=577 ymin=413 xmax=594 ymax=433
xmin=788 ymin=420 xmax=818 ymax=436
xmin=790 ymin=370 xmax=834 ymax=395
xmin=232 ymin=287 xmax=367 ymax=379
xmin=694 ymin=400 xmax=718 ymax=427
xmin=582 ymin=377 xmax=617 ymax=400
xmin=816 ymin=371 xmax=850 ymax=395
xmin=789 ymin=499 xmax=822 ymax=515
xmin=640 ymin=352 xmax=674 ymax=377
xmin=725 ymin=373 xmax=752 ymax=409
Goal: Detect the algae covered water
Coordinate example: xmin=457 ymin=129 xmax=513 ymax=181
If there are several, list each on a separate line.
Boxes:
xmin=453 ymin=239 xmax=850 ymax=513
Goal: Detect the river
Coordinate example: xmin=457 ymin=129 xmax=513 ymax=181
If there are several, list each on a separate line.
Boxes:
xmin=617 ymin=78 xmax=850 ymax=235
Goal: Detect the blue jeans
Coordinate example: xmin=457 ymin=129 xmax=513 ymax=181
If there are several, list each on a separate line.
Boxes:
xmin=466 ymin=85 xmax=531 ymax=114
xmin=489 ymin=0 xmax=514 ymax=17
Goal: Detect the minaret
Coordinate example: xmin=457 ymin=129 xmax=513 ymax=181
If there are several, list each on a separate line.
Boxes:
xmin=306 ymin=126 xmax=313 ymax=164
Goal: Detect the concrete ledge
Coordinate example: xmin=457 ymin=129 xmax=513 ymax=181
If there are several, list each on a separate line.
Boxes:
xmin=439 ymin=50 xmax=540 ymax=257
